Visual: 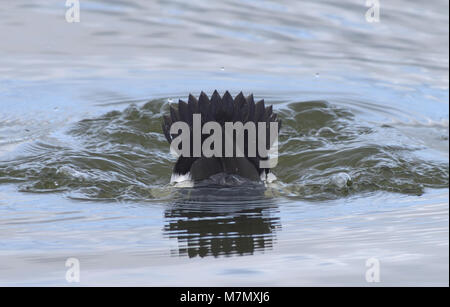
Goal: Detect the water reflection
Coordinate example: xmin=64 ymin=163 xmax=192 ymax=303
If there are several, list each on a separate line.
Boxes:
xmin=163 ymin=186 xmax=281 ymax=258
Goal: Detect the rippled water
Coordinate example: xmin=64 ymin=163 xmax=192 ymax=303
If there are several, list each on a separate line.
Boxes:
xmin=0 ymin=0 xmax=448 ymax=286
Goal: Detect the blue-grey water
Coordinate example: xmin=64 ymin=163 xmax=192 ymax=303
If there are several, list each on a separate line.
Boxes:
xmin=0 ymin=0 xmax=448 ymax=286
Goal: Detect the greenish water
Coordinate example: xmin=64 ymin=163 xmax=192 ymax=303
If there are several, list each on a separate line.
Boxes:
xmin=0 ymin=0 xmax=448 ymax=286
xmin=1 ymin=98 xmax=447 ymax=201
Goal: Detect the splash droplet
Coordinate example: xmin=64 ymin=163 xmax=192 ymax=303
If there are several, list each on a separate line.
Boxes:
xmin=330 ymin=172 xmax=352 ymax=188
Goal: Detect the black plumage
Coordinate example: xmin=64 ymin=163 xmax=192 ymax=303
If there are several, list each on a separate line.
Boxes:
xmin=161 ymin=91 xmax=281 ymax=183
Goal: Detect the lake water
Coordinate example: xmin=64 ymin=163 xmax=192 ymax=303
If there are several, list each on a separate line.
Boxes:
xmin=0 ymin=0 xmax=448 ymax=286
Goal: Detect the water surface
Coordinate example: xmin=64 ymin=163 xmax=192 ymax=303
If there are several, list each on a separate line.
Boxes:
xmin=0 ymin=0 xmax=448 ymax=286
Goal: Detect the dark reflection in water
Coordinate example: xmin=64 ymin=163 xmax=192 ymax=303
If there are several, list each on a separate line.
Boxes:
xmin=163 ymin=185 xmax=281 ymax=258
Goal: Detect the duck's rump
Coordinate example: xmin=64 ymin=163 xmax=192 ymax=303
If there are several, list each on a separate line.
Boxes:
xmin=173 ymin=157 xmax=260 ymax=183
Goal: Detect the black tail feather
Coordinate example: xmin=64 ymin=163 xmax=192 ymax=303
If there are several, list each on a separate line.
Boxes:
xmin=162 ymin=91 xmax=282 ymax=175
